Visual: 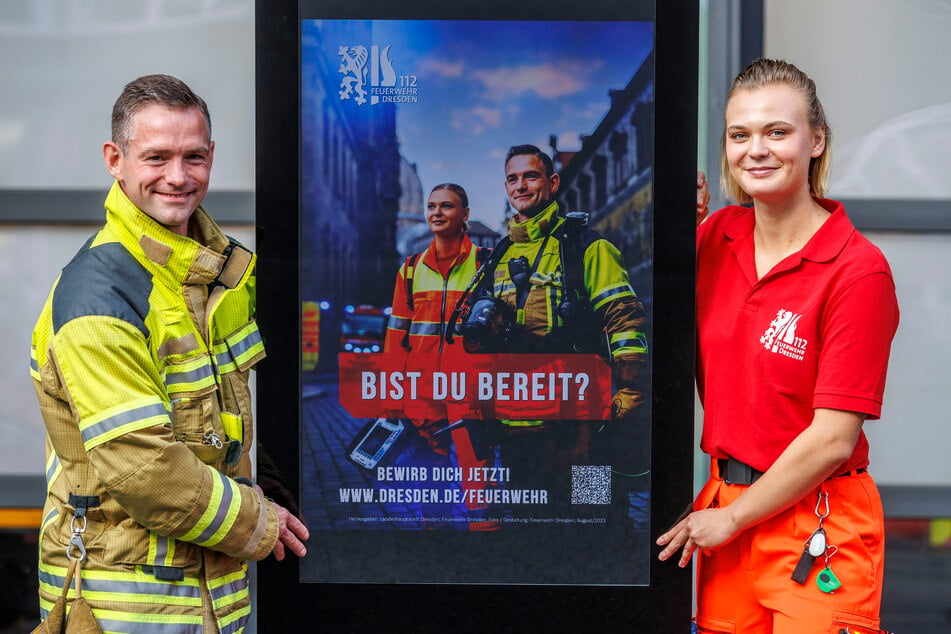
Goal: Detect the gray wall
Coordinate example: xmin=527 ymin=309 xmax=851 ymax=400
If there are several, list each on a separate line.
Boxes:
xmin=0 ymin=0 xmax=255 ymax=190
xmin=766 ymin=0 xmax=951 ymax=199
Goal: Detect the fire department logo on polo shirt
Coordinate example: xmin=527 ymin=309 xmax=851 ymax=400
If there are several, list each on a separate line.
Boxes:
xmin=760 ymin=309 xmax=808 ymax=361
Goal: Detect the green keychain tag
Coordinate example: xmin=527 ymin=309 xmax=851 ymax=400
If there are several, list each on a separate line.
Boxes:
xmin=816 ymin=566 xmax=842 ymax=593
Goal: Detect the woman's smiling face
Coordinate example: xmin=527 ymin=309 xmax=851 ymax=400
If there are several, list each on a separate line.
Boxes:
xmin=724 ymin=83 xmax=825 ymax=206
xmin=426 ymin=188 xmax=469 ymax=238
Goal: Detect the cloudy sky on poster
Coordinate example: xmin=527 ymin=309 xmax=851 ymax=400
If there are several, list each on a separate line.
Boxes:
xmin=366 ymin=20 xmax=653 ymax=228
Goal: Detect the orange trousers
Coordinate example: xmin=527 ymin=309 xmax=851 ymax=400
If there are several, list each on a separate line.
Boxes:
xmin=694 ymin=462 xmax=884 ymax=634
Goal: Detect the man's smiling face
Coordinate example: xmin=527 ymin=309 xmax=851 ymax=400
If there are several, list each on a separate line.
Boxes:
xmin=103 ymin=104 xmax=214 ymax=235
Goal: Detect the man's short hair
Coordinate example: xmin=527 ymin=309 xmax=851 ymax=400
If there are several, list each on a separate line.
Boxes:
xmin=111 ymin=74 xmax=211 ymax=152
xmin=505 ymin=144 xmax=555 ymax=178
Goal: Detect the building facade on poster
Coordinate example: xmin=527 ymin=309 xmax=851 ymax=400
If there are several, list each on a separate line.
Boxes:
xmin=555 ymin=52 xmax=655 ymax=303
xmin=301 ymin=20 xmax=402 ymax=374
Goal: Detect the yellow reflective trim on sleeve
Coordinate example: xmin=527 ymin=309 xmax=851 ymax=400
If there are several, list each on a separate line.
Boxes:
xmin=179 ymin=468 xmax=241 ymax=548
xmin=609 ymin=330 xmax=649 ymax=357
xmin=591 ymin=282 xmax=636 ymax=312
xmin=78 ymin=397 xmax=170 ymax=451
xmin=213 ymin=321 xmax=265 ymax=374
xmin=39 ymin=508 xmax=58 ymax=543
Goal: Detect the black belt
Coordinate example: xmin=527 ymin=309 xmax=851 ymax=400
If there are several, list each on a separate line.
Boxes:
xmin=718 ymin=457 xmax=763 ymax=485
xmin=717 ymin=457 xmax=866 ymax=486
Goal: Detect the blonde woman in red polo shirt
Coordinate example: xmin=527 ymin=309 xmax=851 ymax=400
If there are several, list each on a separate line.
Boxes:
xmin=658 ymin=59 xmax=899 ymax=633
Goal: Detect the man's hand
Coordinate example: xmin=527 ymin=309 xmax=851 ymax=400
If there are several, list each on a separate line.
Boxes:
xmin=697 ymin=170 xmax=711 ymax=226
xmin=256 ymin=485 xmax=310 ymax=560
xmin=611 ymin=387 xmax=643 ymax=421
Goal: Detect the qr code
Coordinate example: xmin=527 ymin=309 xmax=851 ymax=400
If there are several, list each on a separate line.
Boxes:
xmin=571 ymin=465 xmax=611 ymax=505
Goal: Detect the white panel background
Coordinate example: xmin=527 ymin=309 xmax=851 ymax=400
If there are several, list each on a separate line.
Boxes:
xmin=764 ymin=0 xmax=951 ymax=486
xmin=0 ymin=0 xmax=255 ymax=190
xmin=765 ymin=0 xmax=951 ymax=199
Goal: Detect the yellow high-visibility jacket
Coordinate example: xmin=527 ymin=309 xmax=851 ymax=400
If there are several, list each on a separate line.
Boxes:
xmin=30 ymin=181 xmax=279 ymax=633
xmin=494 ymin=201 xmax=648 ymax=361
xmin=491 ymin=201 xmax=648 ymax=428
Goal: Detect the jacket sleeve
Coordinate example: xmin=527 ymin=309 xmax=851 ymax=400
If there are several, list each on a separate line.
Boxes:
xmin=48 ymin=315 xmax=279 ymax=561
xmin=581 ymin=238 xmax=649 ymax=367
xmin=384 ymin=259 xmax=413 ymax=353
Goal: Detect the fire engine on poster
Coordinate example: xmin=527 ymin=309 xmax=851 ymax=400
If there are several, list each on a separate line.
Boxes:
xmin=340 ymin=304 xmax=389 ymax=354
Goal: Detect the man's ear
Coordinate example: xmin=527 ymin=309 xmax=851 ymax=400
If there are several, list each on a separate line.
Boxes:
xmin=549 ymin=172 xmax=560 ymax=195
xmin=103 ymin=142 xmax=122 ymax=179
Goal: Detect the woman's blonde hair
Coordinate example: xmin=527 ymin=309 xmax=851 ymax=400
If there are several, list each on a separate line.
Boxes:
xmin=720 ymin=58 xmax=832 ymax=204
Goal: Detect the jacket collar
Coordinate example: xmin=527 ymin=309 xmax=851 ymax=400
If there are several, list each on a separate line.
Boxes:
xmin=508 ymin=200 xmax=561 ymax=243
xmin=104 ymin=181 xmax=231 ymax=286
xmin=420 ymin=232 xmax=474 ymax=272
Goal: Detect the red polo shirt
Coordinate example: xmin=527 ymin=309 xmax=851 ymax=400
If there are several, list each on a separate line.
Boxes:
xmin=696 ymin=199 xmax=899 ymax=473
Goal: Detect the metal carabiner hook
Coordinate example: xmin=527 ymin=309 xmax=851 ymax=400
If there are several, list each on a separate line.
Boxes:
xmin=66 ymin=532 xmax=87 ymax=562
xmin=814 ymin=490 xmax=830 ymax=520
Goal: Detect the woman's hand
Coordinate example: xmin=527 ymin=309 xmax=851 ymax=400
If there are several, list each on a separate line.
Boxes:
xmin=697 ymin=170 xmax=711 ymax=226
xmin=657 ymin=506 xmax=740 ymax=568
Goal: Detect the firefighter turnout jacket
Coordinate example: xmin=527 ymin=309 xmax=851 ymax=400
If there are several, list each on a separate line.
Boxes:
xmin=30 ymin=181 xmax=278 ymax=633
xmin=494 ymin=201 xmax=647 ymax=362
xmin=493 ymin=202 xmax=647 ymax=426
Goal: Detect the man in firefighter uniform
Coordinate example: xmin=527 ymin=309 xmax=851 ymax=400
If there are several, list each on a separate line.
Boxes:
xmin=483 ymin=144 xmax=649 ymax=516
xmin=30 ymin=74 xmax=308 ymax=633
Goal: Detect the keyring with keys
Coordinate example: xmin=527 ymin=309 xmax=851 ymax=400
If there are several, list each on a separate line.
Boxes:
xmin=791 ymin=489 xmax=832 ymax=584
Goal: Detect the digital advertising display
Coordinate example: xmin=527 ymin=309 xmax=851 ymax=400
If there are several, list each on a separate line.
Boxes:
xmin=255 ymin=0 xmax=696 ymax=628
xmin=299 ymin=15 xmax=655 ymax=585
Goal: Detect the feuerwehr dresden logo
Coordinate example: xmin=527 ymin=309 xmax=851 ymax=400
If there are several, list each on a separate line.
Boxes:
xmin=760 ymin=309 xmax=808 ymax=361
xmin=338 ymin=45 xmax=418 ymax=106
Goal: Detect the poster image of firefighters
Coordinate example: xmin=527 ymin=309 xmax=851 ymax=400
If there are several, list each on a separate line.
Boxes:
xmin=299 ymin=16 xmax=656 ymax=585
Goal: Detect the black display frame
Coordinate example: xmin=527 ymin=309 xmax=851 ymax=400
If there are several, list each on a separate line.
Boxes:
xmin=255 ymin=0 xmax=697 ymax=628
